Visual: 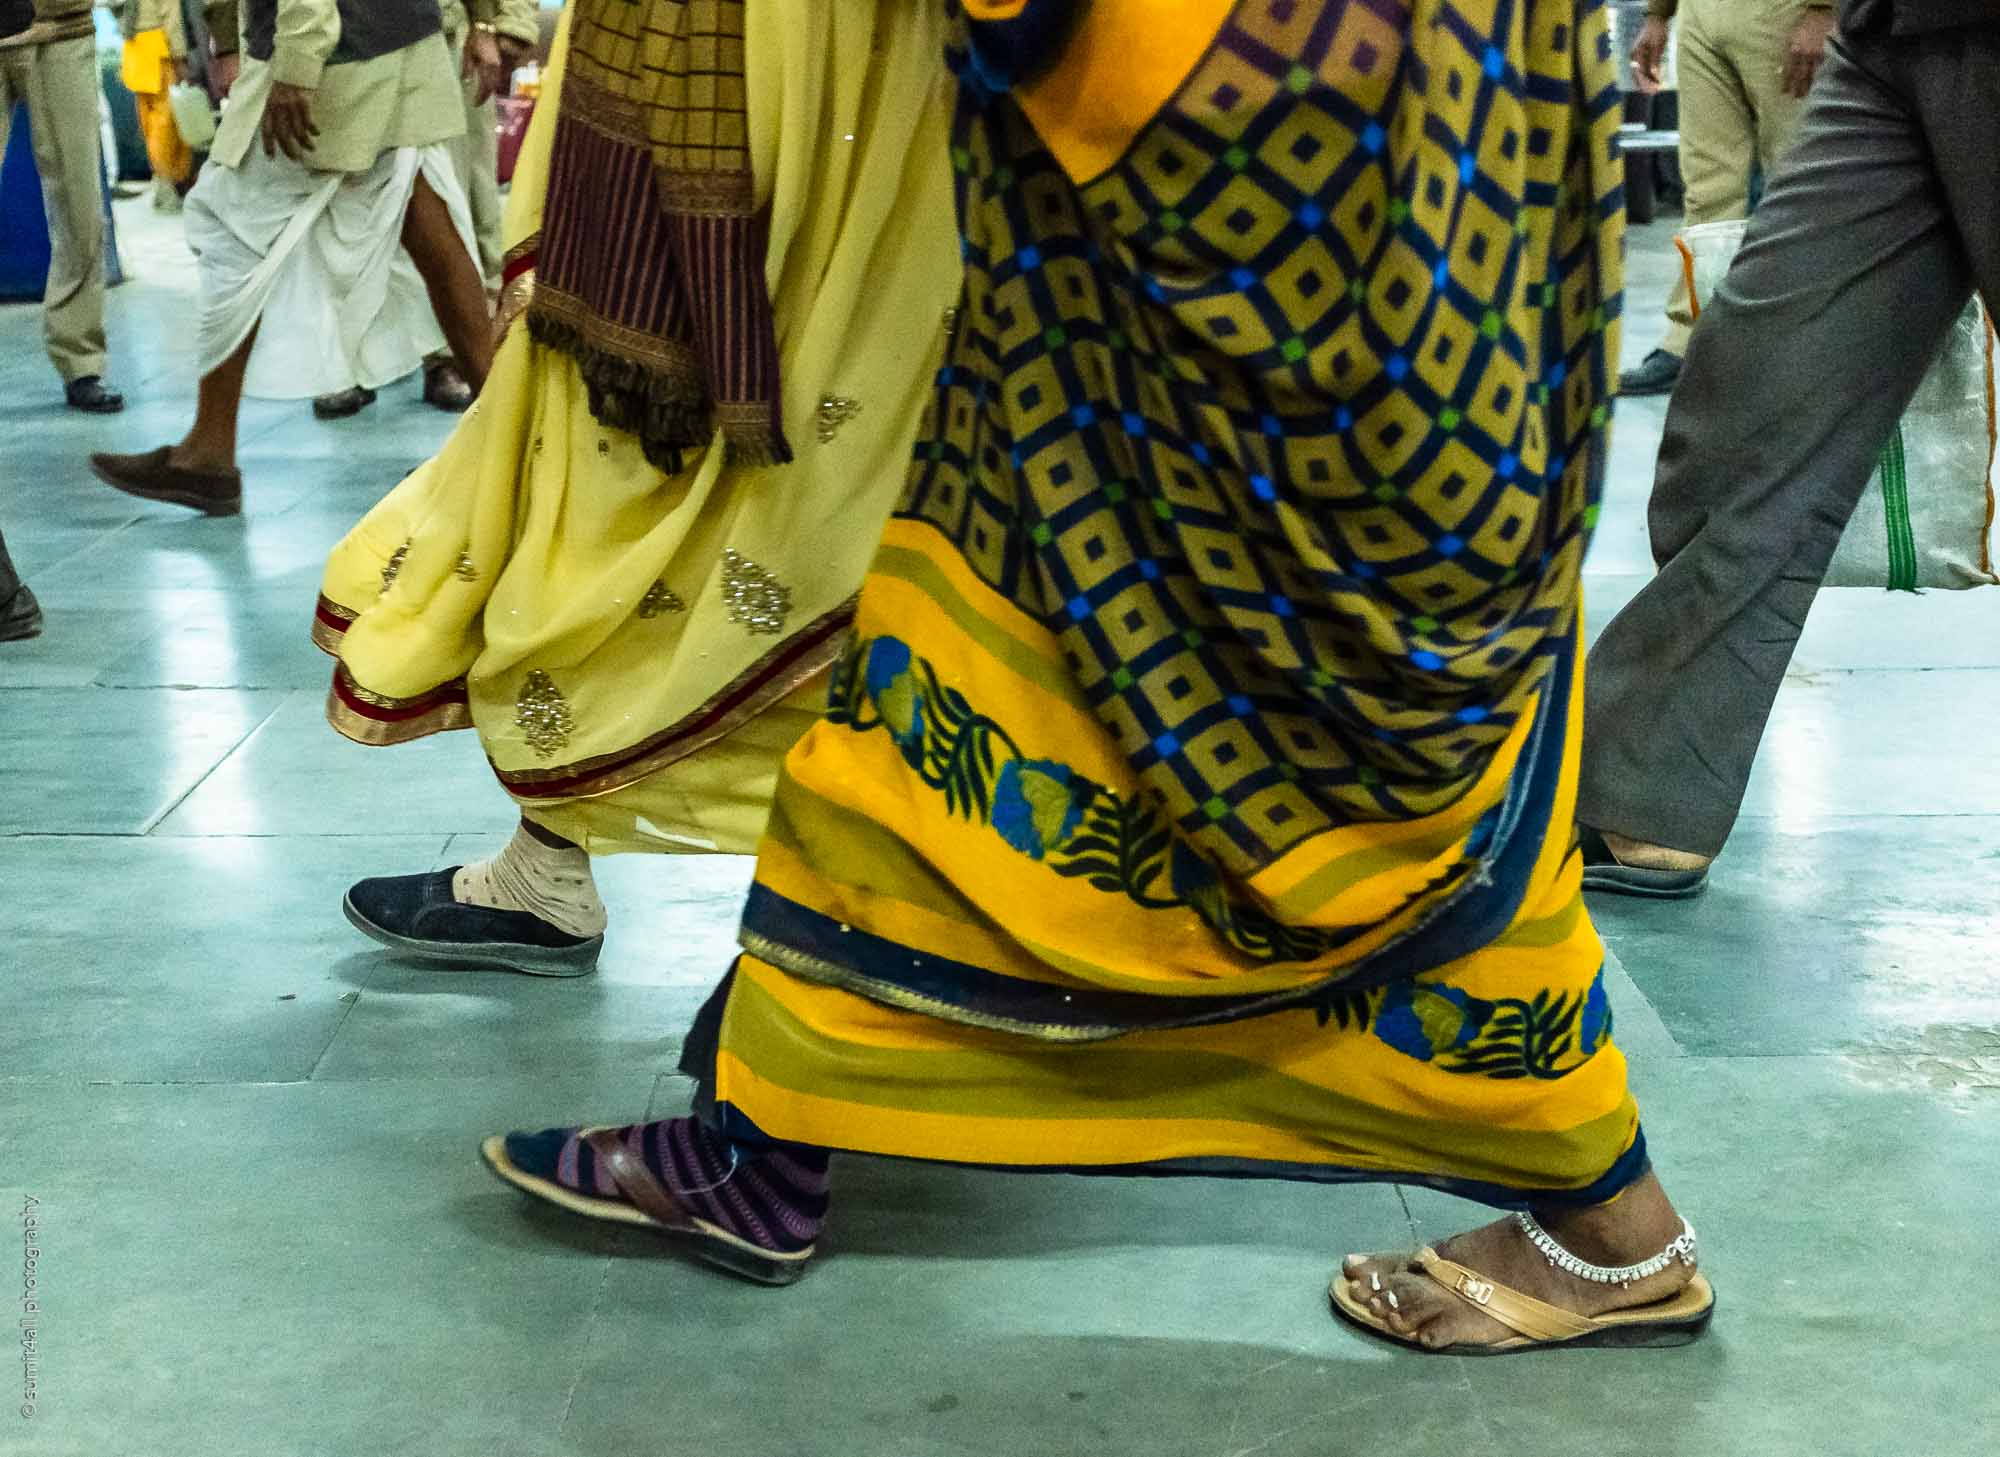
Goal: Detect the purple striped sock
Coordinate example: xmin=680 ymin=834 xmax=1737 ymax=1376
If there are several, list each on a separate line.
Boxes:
xmin=564 ymin=1117 xmax=829 ymax=1253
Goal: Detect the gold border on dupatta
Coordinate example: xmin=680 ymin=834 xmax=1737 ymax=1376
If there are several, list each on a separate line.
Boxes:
xmin=494 ymin=237 xmax=540 ymax=345
xmin=501 ymin=600 xmax=855 ymax=803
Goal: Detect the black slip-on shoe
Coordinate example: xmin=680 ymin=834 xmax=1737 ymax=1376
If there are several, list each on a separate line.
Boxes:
xmin=313 ymin=386 xmax=379 ymax=420
xmin=0 ymin=585 xmax=43 ymax=642
xmin=422 ymin=362 xmax=473 ymax=413
xmin=65 ymin=376 xmax=125 ymax=413
xmin=343 ymin=868 xmax=602 ymax=977
xmin=1617 ymin=348 xmax=1683 ymax=398
xmin=1578 ymin=826 xmax=1710 ymax=900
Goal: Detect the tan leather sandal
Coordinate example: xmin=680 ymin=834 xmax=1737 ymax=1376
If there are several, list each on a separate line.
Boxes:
xmin=1330 ymin=1245 xmax=1715 ymax=1355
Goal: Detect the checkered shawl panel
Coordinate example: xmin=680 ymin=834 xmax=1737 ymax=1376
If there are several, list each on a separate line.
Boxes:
xmin=527 ymin=0 xmax=789 ymax=470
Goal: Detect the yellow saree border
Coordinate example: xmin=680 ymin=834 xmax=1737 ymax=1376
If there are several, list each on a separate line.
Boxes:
xmin=843 ymin=517 xmax=1539 ymax=941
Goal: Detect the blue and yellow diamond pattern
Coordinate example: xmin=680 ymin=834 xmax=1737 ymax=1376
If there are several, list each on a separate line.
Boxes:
xmin=901 ymin=0 xmax=1623 ymax=879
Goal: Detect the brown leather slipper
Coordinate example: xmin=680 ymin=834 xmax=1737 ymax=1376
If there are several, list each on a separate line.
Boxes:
xmin=1330 ymin=1247 xmax=1715 ymax=1355
xmin=89 ymin=447 xmax=243 ymax=517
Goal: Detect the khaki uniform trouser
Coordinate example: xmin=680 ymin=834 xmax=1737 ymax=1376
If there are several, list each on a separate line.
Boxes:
xmin=1662 ymin=0 xmax=1812 ymax=356
xmin=0 ymin=33 xmax=110 ymax=383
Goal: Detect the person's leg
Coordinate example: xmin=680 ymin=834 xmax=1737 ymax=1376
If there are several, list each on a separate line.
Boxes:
xmin=449 ymin=814 xmax=606 ymax=935
xmin=1581 ymin=36 xmax=1977 ymax=861
xmin=172 ymin=323 xmax=258 ymax=474
xmin=400 ymin=172 xmax=493 ymax=393
xmin=485 ymin=1111 xmax=829 ymax=1284
xmin=1340 ymin=1169 xmax=1700 ymax=1350
xmin=419 ymin=85 xmax=502 ymax=411
xmin=87 ymin=315 xmax=253 ymax=515
xmin=1622 ymin=0 xmax=1756 ymax=396
xmin=135 ymin=88 xmax=192 ymax=205
xmin=22 ymin=35 xmax=120 ymax=409
xmin=483 ymin=970 xmax=828 ymax=1283
xmin=84 ymin=151 xmax=306 ymax=515
xmin=0 ymin=50 xmax=20 ymax=167
xmin=1910 ymin=31 xmax=2000 ymax=340
xmin=461 ymin=93 xmax=505 ymax=293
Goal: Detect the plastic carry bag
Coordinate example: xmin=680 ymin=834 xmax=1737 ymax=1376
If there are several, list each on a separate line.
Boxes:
xmin=1677 ymin=218 xmax=1997 ymax=590
xmin=168 ymin=82 xmax=217 ymax=151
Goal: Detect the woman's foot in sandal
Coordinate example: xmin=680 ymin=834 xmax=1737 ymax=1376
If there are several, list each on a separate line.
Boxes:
xmin=1334 ymin=1171 xmax=1713 ymax=1353
xmin=482 ymin=1115 xmax=827 ymax=1285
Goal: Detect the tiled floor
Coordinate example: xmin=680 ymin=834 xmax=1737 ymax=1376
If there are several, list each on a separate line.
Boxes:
xmin=3 ymin=193 xmax=1999 ymax=1457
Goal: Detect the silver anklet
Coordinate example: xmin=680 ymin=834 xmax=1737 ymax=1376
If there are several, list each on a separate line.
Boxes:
xmin=1514 ymin=1212 xmax=1698 ymax=1287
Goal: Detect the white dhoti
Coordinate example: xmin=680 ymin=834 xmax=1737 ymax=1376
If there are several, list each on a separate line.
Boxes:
xmin=186 ymin=143 xmax=478 ymax=399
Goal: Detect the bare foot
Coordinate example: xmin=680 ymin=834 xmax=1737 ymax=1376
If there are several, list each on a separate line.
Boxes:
xmin=1601 ymin=831 xmax=1711 ymax=874
xmin=1338 ymin=1172 xmax=1699 ymax=1350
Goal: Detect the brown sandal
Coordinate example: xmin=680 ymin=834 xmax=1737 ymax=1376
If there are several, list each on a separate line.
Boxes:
xmin=1330 ymin=1246 xmax=1715 ymax=1355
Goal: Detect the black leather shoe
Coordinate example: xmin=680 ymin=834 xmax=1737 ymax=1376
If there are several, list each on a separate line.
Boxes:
xmin=313 ymin=386 xmax=379 ymax=420
xmin=343 ymin=868 xmax=602 ymax=976
xmin=1578 ymin=826 xmax=1709 ymax=900
xmin=0 ymin=585 xmax=42 ymax=643
xmin=422 ymin=361 xmax=474 ymax=413
xmin=1617 ymin=349 xmax=1682 ymax=397
xmin=65 ymin=376 xmax=125 ymax=413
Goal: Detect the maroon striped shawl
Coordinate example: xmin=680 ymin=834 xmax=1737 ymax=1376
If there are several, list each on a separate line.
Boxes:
xmin=527 ymin=0 xmax=789 ymax=471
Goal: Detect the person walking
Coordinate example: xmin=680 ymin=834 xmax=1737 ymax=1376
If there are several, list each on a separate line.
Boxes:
xmin=119 ymin=0 xmax=197 ymax=211
xmin=1582 ymin=0 xmax=2000 ymax=895
xmin=1618 ymin=0 xmax=1836 ymax=396
xmin=310 ymin=0 xmax=538 ymax=419
xmin=86 ymin=0 xmax=490 ymax=516
xmin=325 ymin=0 xmax=961 ymax=978
xmin=480 ymin=0 xmax=1718 ymax=1357
xmin=0 ymin=0 xmax=127 ymax=412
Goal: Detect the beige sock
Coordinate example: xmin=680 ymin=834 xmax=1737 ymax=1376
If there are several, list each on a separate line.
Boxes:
xmin=453 ymin=825 xmax=609 ymax=939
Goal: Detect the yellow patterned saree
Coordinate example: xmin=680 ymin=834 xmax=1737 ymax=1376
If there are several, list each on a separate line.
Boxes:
xmin=685 ymin=0 xmax=1643 ymax=1207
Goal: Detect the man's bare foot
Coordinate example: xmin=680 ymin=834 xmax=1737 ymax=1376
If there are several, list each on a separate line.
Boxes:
xmin=1338 ymin=1172 xmax=1701 ymax=1351
xmin=1600 ymin=831 xmax=1711 ymax=874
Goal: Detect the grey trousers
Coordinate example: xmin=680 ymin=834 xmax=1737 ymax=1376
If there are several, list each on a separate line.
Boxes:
xmin=1580 ymin=27 xmax=2000 ymax=858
